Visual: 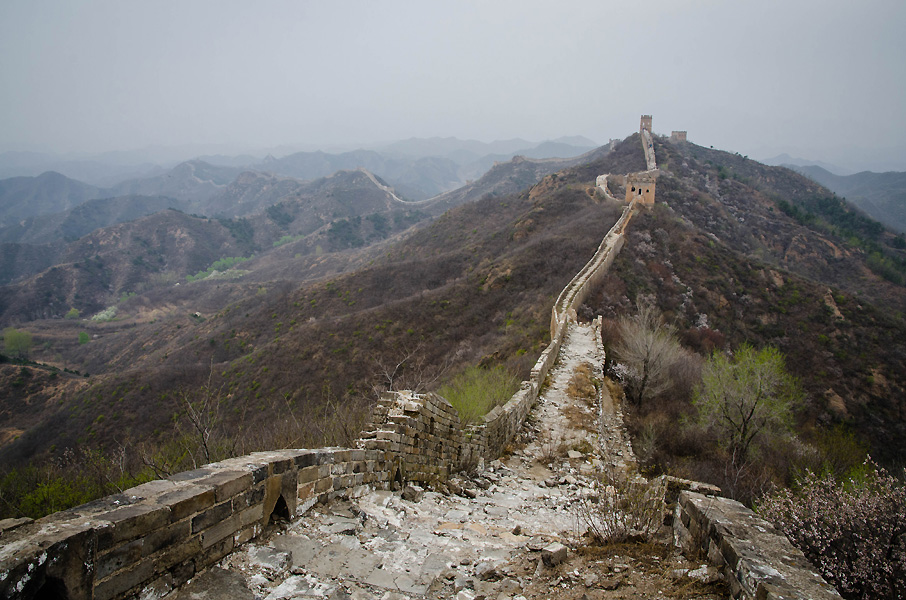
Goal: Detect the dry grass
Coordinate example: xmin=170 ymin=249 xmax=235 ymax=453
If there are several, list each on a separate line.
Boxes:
xmin=567 ymin=362 xmax=598 ymax=406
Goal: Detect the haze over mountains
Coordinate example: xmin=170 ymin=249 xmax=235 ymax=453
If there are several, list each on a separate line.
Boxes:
xmin=1 ymin=127 xmax=905 ymax=479
xmin=0 ymin=136 xmax=596 ymax=190
xmin=791 ymin=165 xmax=906 ymax=234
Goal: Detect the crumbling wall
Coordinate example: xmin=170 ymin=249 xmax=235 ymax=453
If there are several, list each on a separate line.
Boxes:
xmin=0 ymin=448 xmax=391 ymax=600
xmin=674 ymin=491 xmax=842 ymax=600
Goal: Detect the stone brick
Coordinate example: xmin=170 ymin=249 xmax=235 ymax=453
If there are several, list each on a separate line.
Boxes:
xmin=191 ymin=500 xmax=233 ymax=534
xmin=239 ymin=504 xmax=264 ymax=528
xmin=234 ymin=525 xmax=258 ymax=545
xmin=143 ymin=519 xmax=191 ymax=558
xmin=196 ymin=534 xmax=234 ymax=569
xmin=312 ymin=477 xmax=332 ymax=494
xmin=298 ymin=481 xmax=316 ymax=502
xmin=96 ymin=538 xmax=143 ymax=580
xmin=294 ymin=451 xmax=319 ymax=469
xmin=93 ymin=557 xmax=154 ymax=600
xmin=231 ymin=482 xmax=266 ymax=512
xmin=151 ymin=535 xmax=202 ymax=574
xmin=270 ymin=457 xmax=293 ymax=474
xmin=157 ymin=485 xmax=216 ymax=522
xmin=197 ymin=470 xmax=253 ymax=503
xmin=95 ymin=503 xmax=171 ymax=550
xmin=298 ymin=465 xmax=322 ymax=484
xmin=201 ymin=513 xmax=241 ymax=549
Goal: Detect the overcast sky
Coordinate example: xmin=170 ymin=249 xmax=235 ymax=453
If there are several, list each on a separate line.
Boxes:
xmin=1 ymin=0 xmax=904 ymax=170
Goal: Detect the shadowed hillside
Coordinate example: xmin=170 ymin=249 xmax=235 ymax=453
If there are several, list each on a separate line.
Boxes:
xmin=0 ymin=140 xmax=637 ymax=469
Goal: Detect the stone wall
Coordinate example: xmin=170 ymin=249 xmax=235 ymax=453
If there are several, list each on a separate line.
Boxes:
xmin=641 ymin=128 xmax=657 ymax=172
xmin=0 ymin=447 xmax=392 ymax=600
xmin=550 ymin=202 xmax=635 ymax=339
xmin=594 ymin=174 xmax=620 ymax=203
xmin=674 ymin=491 xmax=842 ymax=600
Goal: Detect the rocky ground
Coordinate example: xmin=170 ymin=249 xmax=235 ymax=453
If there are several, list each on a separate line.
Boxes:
xmin=164 ymin=322 xmax=727 ymax=600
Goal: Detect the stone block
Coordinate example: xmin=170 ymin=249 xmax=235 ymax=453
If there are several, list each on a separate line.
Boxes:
xmin=169 ymin=468 xmax=212 ymax=482
xmin=231 ymin=482 xmax=266 ymax=511
xmin=96 ymin=538 xmax=143 ymax=580
xmin=143 ymin=519 xmax=191 ymax=558
xmin=197 ymin=470 xmax=253 ymax=503
xmin=200 ymin=513 xmax=241 ymax=549
xmin=123 ymin=479 xmax=182 ymax=500
xmin=330 ymin=462 xmax=351 ymax=476
xmin=93 ymin=557 xmax=154 ymax=600
xmin=298 ymin=465 xmax=322 ymax=484
xmin=234 ymin=524 xmax=259 ymax=546
xmin=293 ymin=451 xmax=319 ymax=469
xmin=541 ymin=543 xmax=568 ymax=567
xmin=0 ymin=517 xmax=32 ymax=533
xmin=191 ymin=500 xmax=233 ymax=534
xmin=151 ymin=536 xmax=201 ymax=574
xmin=95 ymin=503 xmax=171 ymax=550
xmin=157 ymin=485 xmax=216 ymax=522
xmin=298 ymin=477 xmax=317 ymax=496
xmin=270 ymin=457 xmax=293 ymax=474
xmin=195 ymin=534 xmax=234 ymax=569
xmin=239 ymin=504 xmax=264 ymax=528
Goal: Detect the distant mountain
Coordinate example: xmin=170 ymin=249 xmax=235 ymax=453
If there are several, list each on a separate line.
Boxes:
xmin=376 ymin=137 xmax=535 ymax=161
xmin=0 ymin=209 xmax=253 ymax=322
xmin=793 ymin=165 xmax=906 ymax=234
xmin=256 ymin=149 xmax=463 ymax=200
xmin=0 ymin=195 xmax=184 ymax=246
xmin=0 ymin=172 xmax=102 ymax=227
xmin=761 ymin=153 xmax=851 ymax=176
xmin=108 ymin=160 xmax=242 ymax=205
xmin=549 ymin=135 xmax=598 ymax=147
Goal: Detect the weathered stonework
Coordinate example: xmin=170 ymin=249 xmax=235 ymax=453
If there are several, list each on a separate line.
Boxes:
xmin=674 ymin=491 xmax=842 ymax=600
xmin=625 ymin=170 xmax=657 ymax=205
xmin=671 ymin=130 xmax=687 ymax=142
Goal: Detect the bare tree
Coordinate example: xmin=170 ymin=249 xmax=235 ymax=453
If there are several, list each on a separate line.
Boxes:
xmin=611 ymin=301 xmax=684 ymax=406
xmin=370 ymin=342 xmax=451 ymax=395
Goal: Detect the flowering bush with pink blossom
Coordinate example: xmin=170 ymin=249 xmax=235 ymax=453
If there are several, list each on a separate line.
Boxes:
xmin=758 ymin=464 xmax=906 ymax=600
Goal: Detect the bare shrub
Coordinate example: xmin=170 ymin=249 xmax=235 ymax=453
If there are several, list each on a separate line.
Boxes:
xmin=576 ymin=468 xmax=667 ymax=543
xmin=759 ymin=464 xmax=906 ymax=600
xmin=611 ymin=301 xmax=686 ymax=407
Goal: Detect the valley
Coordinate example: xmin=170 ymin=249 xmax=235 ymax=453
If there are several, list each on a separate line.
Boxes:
xmin=1 ymin=127 xmax=904 ymax=527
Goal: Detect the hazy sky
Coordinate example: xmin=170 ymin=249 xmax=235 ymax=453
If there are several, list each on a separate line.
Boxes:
xmin=2 ymin=0 xmax=904 ymax=169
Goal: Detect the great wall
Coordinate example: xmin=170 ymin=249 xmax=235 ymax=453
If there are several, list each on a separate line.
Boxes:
xmin=0 ymin=118 xmax=842 ymax=600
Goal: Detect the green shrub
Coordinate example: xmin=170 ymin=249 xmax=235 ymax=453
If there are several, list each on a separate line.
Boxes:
xmin=437 ymin=366 xmax=519 ymax=426
xmin=78 ymin=331 xmax=90 ymax=345
xmin=65 ymin=307 xmax=80 ymax=319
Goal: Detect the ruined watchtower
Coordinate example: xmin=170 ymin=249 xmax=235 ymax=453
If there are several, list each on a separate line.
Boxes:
xmin=625 ymin=171 xmax=656 ymax=206
xmin=671 ymin=130 xmax=687 ymax=143
xmin=640 ymin=115 xmax=652 ymax=134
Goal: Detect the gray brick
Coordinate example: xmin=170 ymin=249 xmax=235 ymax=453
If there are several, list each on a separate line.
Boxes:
xmin=191 ymin=500 xmax=233 ymax=533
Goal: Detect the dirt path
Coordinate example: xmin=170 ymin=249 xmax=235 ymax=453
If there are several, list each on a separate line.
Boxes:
xmin=166 ymin=322 xmax=725 ymax=599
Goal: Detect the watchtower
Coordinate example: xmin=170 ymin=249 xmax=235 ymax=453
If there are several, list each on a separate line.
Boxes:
xmin=640 ymin=115 xmax=653 ymax=134
xmin=671 ymin=131 xmax=687 ymax=143
xmin=625 ymin=171 xmax=656 ymax=205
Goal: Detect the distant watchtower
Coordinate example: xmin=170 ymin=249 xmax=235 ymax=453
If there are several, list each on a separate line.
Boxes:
xmin=640 ymin=115 xmax=653 ymax=134
xmin=625 ymin=171 xmax=656 ymax=206
xmin=671 ymin=131 xmax=687 ymax=143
